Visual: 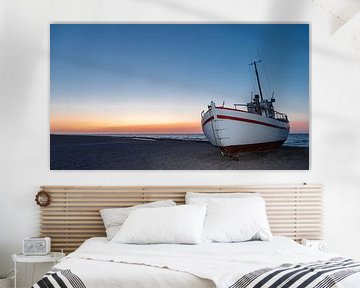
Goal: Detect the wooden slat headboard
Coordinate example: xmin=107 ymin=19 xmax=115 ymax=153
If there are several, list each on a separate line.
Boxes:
xmin=39 ymin=184 xmax=323 ymax=253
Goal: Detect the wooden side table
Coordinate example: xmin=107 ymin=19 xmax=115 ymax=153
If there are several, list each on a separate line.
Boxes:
xmin=12 ymin=252 xmax=65 ymax=288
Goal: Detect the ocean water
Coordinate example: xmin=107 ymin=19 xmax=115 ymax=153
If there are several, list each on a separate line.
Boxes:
xmin=109 ymin=133 xmax=207 ymax=142
xmin=284 ymin=134 xmax=309 ymax=147
xmin=106 ymin=133 xmax=309 ymax=148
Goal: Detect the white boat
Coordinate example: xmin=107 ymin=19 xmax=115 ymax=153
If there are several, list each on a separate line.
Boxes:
xmin=201 ymin=60 xmax=290 ymax=155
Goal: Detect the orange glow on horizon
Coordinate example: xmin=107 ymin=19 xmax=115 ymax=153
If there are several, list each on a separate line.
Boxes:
xmin=51 ymin=118 xmax=308 ymax=134
xmin=290 ymin=120 xmax=309 ymax=133
xmin=51 ymin=121 xmax=202 ymax=134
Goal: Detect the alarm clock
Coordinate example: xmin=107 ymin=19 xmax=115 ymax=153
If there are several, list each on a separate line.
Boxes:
xmin=23 ymin=237 xmax=51 ymax=255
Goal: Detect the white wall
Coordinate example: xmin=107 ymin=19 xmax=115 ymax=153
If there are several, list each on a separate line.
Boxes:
xmin=1 ymin=0 xmax=360 ymax=286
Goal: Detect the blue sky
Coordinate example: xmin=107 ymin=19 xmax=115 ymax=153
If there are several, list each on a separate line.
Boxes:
xmin=50 ymin=24 xmax=309 ymax=134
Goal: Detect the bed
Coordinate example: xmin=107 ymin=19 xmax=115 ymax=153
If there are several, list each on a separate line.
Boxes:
xmin=33 ymin=236 xmax=360 ymax=288
xmin=33 ymin=185 xmax=360 ymax=288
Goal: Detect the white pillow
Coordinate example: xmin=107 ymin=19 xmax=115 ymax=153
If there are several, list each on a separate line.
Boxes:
xmin=100 ymin=200 xmax=176 ymax=240
xmin=111 ymin=205 xmax=207 ymax=244
xmin=186 ymin=192 xmax=259 ymax=205
xmin=202 ymin=197 xmax=272 ymax=243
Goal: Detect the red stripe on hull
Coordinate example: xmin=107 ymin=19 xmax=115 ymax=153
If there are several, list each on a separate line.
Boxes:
xmin=220 ymin=140 xmax=286 ymax=154
xmin=202 ymin=114 xmax=288 ymax=130
xmin=202 ymin=116 xmax=214 ymax=126
xmin=217 ymin=115 xmax=288 ymax=130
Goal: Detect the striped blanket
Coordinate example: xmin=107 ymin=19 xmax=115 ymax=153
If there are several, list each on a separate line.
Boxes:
xmin=32 ymin=268 xmax=86 ymax=288
xmin=33 ymin=258 xmax=359 ymax=288
xmin=230 ymin=258 xmax=360 ymax=288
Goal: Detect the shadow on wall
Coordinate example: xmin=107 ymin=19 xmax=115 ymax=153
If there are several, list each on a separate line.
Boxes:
xmin=133 ymin=0 xmax=226 ymax=20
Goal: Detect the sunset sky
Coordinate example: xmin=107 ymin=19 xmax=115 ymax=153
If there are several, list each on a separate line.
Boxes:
xmin=50 ymin=24 xmax=309 ymax=134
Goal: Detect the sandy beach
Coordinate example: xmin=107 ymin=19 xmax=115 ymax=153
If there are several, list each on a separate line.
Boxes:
xmin=50 ymin=135 xmax=309 ymax=170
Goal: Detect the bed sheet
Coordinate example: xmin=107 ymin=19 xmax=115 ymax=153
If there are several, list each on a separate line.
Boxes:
xmin=51 ymin=236 xmax=360 ymax=288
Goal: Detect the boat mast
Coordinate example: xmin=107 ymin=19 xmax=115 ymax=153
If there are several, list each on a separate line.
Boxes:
xmin=251 ymin=60 xmax=263 ymax=101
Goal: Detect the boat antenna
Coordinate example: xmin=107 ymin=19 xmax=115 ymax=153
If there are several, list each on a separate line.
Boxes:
xmin=248 ymin=52 xmax=256 ymax=92
xmin=250 ymin=60 xmax=264 ymax=101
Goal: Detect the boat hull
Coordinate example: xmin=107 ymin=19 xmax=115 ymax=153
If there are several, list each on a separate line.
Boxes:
xmin=201 ymin=105 xmax=290 ymax=154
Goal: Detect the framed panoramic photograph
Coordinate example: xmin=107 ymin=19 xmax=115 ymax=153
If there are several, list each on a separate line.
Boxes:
xmin=50 ymin=24 xmax=309 ymax=170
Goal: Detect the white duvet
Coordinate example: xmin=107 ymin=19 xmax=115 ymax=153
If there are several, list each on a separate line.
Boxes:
xmin=54 ymin=237 xmax=360 ymax=288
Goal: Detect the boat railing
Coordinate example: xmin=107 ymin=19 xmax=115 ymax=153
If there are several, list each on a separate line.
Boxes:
xmin=274 ymin=111 xmax=288 ymax=122
xmin=234 ymin=103 xmax=247 ymax=108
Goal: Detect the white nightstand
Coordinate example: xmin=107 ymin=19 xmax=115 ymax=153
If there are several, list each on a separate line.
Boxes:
xmin=12 ymin=252 xmax=65 ymax=288
xmin=301 ymin=239 xmax=328 ymax=252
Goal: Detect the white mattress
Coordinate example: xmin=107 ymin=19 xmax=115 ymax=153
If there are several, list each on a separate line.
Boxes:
xmin=56 ymin=237 xmax=215 ymax=288
xmin=53 ymin=236 xmax=360 ymax=288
